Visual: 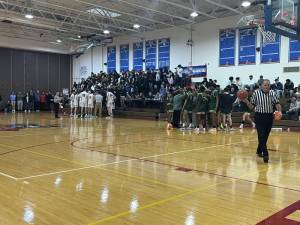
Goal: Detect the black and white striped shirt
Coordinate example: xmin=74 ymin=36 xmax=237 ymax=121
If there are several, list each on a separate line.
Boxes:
xmin=251 ymin=89 xmax=279 ymax=113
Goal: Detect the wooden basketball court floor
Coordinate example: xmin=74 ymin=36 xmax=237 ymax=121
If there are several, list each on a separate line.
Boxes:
xmin=0 ymin=113 xmax=299 ymax=225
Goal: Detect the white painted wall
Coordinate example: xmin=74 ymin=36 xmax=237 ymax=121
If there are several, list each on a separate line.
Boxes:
xmin=73 ymin=15 xmax=300 ymax=87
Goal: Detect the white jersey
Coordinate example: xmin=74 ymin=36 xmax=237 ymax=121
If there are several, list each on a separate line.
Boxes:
xmin=70 ymin=94 xmax=75 ymax=108
xmin=106 ymin=92 xmax=116 ymax=109
xmin=88 ymin=93 xmax=94 ymax=107
xmin=80 ymin=91 xmax=88 ymax=107
xmin=74 ymin=94 xmax=79 ymax=107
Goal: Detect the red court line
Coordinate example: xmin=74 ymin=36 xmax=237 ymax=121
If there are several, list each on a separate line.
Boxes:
xmin=71 ymin=143 xmax=300 ymax=193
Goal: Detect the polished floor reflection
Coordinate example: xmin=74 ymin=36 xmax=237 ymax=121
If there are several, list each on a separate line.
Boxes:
xmin=0 ymin=113 xmax=299 ymax=225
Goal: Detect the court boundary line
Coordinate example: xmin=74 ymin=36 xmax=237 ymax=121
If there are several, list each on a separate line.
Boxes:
xmin=85 ymin=156 xmax=300 ymax=225
xmin=17 ymin=139 xmax=255 ymax=180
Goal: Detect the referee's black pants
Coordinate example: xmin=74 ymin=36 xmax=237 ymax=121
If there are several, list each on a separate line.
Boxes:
xmin=254 ymin=113 xmax=273 ymax=156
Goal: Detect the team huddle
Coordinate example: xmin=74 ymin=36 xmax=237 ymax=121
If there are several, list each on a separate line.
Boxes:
xmin=166 ymin=85 xmax=255 ymax=131
xmin=69 ymin=90 xmax=116 ymax=118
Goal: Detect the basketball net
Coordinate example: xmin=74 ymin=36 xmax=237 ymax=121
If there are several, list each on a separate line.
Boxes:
xmin=237 ymin=15 xmax=276 ymax=45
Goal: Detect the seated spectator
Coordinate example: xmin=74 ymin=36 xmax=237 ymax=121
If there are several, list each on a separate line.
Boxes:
xmin=258 ymin=75 xmax=264 ymax=86
xmin=272 ymin=78 xmax=283 ymax=98
xmin=294 ymin=84 xmax=300 ymax=98
xmin=284 ymin=79 xmax=294 ymax=97
xmin=235 ymin=77 xmax=243 ymax=89
xmin=245 ymin=75 xmax=256 ymax=92
xmin=286 ymin=97 xmax=300 ymax=119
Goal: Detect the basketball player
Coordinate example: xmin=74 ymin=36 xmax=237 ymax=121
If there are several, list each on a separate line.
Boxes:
xmin=207 ymin=87 xmax=219 ymax=131
xmin=106 ymin=90 xmax=116 ymax=118
xmin=70 ymin=91 xmax=75 ymax=117
xmin=195 ymin=86 xmax=208 ymax=132
xmin=87 ymin=91 xmax=94 ymax=118
xmin=74 ymin=91 xmax=79 ymax=117
xmin=181 ymin=89 xmax=194 ymax=129
xmin=239 ymin=90 xmax=255 ymax=129
xmin=219 ymin=87 xmax=236 ymax=131
xmin=80 ymin=90 xmax=87 ymax=118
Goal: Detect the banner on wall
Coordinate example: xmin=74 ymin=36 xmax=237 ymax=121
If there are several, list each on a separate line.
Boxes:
xmin=80 ymin=66 xmax=87 ymax=77
xmin=182 ymin=65 xmax=207 ymax=78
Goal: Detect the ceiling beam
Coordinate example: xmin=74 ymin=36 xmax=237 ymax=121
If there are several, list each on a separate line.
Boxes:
xmin=75 ymin=0 xmax=181 ymax=29
xmin=116 ymin=0 xmax=195 ymax=23
xmin=157 ymin=0 xmax=216 ymax=19
xmin=203 ymin=0 xmax=244 ymax=15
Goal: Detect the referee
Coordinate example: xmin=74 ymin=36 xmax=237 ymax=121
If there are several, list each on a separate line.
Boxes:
xmin=242 ymin=79 xmax=282 ymax=163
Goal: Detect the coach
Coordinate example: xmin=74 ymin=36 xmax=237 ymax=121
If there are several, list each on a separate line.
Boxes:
xmin=242 ymin=79 xmax=282 ymax=163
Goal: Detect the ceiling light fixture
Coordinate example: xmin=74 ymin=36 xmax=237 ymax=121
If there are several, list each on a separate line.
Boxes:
xmin=103 ymin=30 xmax=110 ymax=34
xmin=25 ymin=13 xmax=33 ymax=19
xmin=190 ymin=12 xmax=199 ymax=18
xmin=77 ymin=35 xmax=81 ymax=39
xmin=241 ymin=1 xmax=251 ymax=7
xmin=56 ymin=39 xmax=62 ymax=43
xmin=133 ymin=24 xmax=140 ymax=29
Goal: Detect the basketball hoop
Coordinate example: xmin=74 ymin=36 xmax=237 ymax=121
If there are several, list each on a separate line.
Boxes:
xmin=237 ymin=15 xmax=276 ymax=45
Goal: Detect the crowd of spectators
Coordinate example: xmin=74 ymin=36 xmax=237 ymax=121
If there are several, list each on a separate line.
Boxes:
xmin=3 ymin=68 xmax=300 ymax=120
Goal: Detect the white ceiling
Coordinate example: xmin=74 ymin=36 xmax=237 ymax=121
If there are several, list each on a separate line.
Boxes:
xmin=0 ymin=0 xmax=262 ymax=52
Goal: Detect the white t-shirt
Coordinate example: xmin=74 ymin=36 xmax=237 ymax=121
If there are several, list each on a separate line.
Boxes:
xmin=95 ymin=94 xmax=103 ymax=103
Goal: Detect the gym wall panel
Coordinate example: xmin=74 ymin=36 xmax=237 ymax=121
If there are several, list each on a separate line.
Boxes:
xmin=25 ymin=52 xmax=37 ymax=91
xmin=0 ymin=47 xmax=71 ymax=105
xmin=12 ymin=50 xmax=25 ymax=92
xmin=37 ymin=53 xmax=49 ymax=92
xmin=60 ymin=55 xmax=71 ymax=90
xmin=0 ymin=48 xmax=12 ymax=100
xmin=49 ymin=54 xmax=60 ymax=92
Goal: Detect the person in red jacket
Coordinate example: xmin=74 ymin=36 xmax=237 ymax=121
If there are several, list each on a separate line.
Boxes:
xmin=40 ymin=92 xmax=46 ymax=111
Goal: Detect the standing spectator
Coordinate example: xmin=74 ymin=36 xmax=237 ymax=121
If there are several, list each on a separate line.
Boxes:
xmin=258 ymin=75 xmax=264 ymax=86
xmin=40 ymin=92 xmax=46 ymax=111
xmin=23 ymin=92 xmax=30 ymax=113
xmin=94 ymin=92 xmax=103 ymax=117
xmin=9 ymin=91 xmax=16 ymax=113
xmin=284 ymin=79 xmax=295 ymax=97
xmin=245 ymin=75 xmax=256 ymax=92
xmin=35 ymin=90 xmax=40 ymax=112
xmin=29 ymin=90 xmax=35 ymax=112
xmin=17 ymin=92 xmax=23 ymax=112
xmin=228 ymin=76 xmax=234 ymax=86
xmin=235 ymin=77 xmax=243 ymax=90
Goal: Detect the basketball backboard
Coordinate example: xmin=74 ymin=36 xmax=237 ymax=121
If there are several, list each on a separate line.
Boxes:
xmin=265 ymin=0 xmax=300 ymax=39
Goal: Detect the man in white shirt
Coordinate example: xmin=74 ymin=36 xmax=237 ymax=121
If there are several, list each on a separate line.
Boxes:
xmin=235 ymin=77 xmax=243 ymax=89
xmin=245 ymin=75 xmax=256 ymax=92
xmin=94 ymin=92 xmax=103 ymax=117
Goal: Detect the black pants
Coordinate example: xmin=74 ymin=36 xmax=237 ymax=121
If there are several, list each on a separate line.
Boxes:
xmin=172 ymin=110 xmax=181 ymax=128
xmin=54 ymin=103 xmax=59 ymax=118
xmin=254 ymin=113 xmax=273 ymax=156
